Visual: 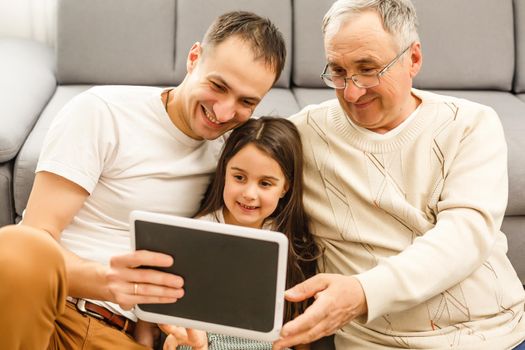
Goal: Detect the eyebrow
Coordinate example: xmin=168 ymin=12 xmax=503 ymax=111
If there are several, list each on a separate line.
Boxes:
xmin=328 ymin=57 xmax=381 ymax=68
xmin=208 ymin=74 xmax=262 ymax=103
xmin=230 ymin=166 xmax=281 ymax=182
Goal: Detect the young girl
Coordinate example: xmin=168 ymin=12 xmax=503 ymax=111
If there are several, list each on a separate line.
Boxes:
xmin=163 ymin=116 xmax=321 ymax=350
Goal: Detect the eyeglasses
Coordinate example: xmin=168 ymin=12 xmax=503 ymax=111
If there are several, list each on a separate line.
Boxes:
xmin=320 ymin=45 xmax=412 ymax=89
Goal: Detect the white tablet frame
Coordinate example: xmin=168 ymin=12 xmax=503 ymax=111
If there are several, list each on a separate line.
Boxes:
xmin=129 ymin=210 xmax=288 ymax=342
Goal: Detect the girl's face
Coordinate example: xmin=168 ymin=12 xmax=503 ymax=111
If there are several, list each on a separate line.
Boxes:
xmin=222 ymin=143 xmax=288 ymax=229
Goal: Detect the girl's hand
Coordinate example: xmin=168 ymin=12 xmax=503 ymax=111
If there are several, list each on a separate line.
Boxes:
xmin=159 ymin=324 xmax=208 ymax=350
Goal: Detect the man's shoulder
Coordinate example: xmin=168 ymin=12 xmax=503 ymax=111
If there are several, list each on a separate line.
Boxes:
xmin=414 ymin=89 xmax=495 ymax=114
xmin=414 ymin=89 xmax=501 ymax=132
xmin=85 ymin=85 xmax=163 ymax=102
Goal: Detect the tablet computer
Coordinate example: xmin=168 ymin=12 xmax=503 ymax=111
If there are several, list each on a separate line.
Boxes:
xmin=129 ymin=210 xmax=288 ymax=342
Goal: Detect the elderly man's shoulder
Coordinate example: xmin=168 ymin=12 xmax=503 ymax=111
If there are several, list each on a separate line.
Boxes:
xmin=415 ymin=89 xmax=497 ymax=115
xmin=288 ymin=98 xmax=340 ymax=125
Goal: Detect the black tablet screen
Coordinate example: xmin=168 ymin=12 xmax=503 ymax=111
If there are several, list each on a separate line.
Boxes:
xmin=134 ymin=219 xmax=281 ymax=332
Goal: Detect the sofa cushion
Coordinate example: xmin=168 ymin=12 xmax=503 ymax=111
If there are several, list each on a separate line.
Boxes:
xmin=514 ymin=0 xmax=525 ymax=93
xmin=56 ymin=0 xmax=176 ymax=85
xmin=13 ymin=85 xmax=93 ymax=217
xmin=502 ymin=216 xmax=525 ymax=284
xmin=413 ymin=0 xmax=514 ymax=90
xmin=173 ymin=0 xmax=293 ymax=88
xmin=0 ymin=162 xmax=14 ymax=226
xmin=254 ymin=88 xmax=300 ymax=117
xmin=292 ymin=88 xmax=335 ymax=109
xmin=430 ymin=90 xmax=525 ymax=216
xmin=292 ymin=0 xmax=335 ymax=88
xmin=0 ymin=38 xmax=56 ymax=162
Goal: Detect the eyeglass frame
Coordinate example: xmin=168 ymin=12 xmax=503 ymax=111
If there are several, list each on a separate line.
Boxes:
xmin=320 ymin=44 xmax=412 ymax=90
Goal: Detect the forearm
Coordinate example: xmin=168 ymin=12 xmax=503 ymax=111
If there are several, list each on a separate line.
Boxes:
xmin=62 ymin=247 xmax=112 ymax=301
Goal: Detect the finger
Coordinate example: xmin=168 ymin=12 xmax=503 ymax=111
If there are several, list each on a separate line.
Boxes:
xmin=133 ymin=282 xmax=185 ymax=299
xmin=108 ymin=265 xmax=184 ymax=290
xmin=274 ymin=307 xmax=337 ymax=349
xmin=120 ymin=293 xmax=184 ymax=311
xmin=111 ymin=250 xmax=174 ymax=269
xmin=187 ymin=329 xmax=208 ymax=349
xmin=163 ymin=334 xmax=178 ymax=350
xmin=280 ymin=293 xmax=332 ymax=338
xmin=284 ymin=274 xmax=329 ymax=302
xmin=116 ymin=281 xmax=185 ymax=310
xmin=274 ymin=325 xmax=324 ymax=350
xmin=159 ymin=323 xmax=174 ymax=334
xmin=133 ymin=268 xmax=184 ymax=288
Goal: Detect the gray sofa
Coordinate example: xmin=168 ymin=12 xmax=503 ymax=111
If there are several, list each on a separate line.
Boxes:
xmin=1 ymin=0 xmax=524 ymax=287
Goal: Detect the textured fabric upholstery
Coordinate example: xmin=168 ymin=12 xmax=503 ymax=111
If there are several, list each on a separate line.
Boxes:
xmin=56 ymin=0 xmax=176 ymax=85
xmin=0 ymin=39 xmax=55 ymax=163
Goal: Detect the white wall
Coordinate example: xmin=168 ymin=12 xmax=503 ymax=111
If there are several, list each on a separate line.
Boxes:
xmin=0 ymin=0 xmax=57 ymax=47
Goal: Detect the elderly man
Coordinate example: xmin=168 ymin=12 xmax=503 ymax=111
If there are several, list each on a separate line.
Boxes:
xmin=274 ymin=0 xmax=525 ymax=349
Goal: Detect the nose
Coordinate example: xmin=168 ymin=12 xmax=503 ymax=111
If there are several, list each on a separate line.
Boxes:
xmin=242 ymin=183 xmax=257 ymax=201
xmin=342 ymin=81 xmax=367 ymax=103
xmin=213 ymin=98 xmax=236 ymax=123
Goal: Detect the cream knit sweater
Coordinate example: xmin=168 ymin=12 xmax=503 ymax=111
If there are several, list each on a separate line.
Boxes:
xmin=291 ymin=89 xmax=525 ymax=349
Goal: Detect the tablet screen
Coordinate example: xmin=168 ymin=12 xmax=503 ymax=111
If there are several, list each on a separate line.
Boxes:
xmin=134 ymin=218 xmax=281 ymax=332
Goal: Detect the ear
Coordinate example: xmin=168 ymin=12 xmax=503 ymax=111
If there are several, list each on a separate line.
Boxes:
xmin=187 ymin=42 xmax=202 ymax=73
xmin=408 ymin=41 xmax=423 ymax=78
xmin=280 ymin=183 xmax=290 ymax=198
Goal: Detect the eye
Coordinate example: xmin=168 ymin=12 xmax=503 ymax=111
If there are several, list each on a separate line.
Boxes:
xmin=233 ymin=174 xmax=245 ymax=182
xmin=260 ymin=180 xmax=273 ymax=188
xmin=241 ymin=99 xmax=256 ymax=108
xmin=210 ymin=81 xmax=226 ymax=92
xmin=359 ymin=67 xmax=378 ymax=75
xmin=331 ymin=67 xmax=346 ymax=76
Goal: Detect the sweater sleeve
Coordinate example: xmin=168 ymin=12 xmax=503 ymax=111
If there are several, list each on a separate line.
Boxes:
xmin=354 ymin=103 xmax=509 ymax=322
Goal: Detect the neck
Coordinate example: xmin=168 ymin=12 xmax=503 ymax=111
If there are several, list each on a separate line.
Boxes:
xmin=372 ymin=91 xmax=421 ymax=134
xmin=163 ymin=86 xmax=198 ymax=139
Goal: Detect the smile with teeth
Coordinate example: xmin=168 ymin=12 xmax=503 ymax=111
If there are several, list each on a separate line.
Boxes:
xmin=238 ymin=201 xmax=258 ymax=210
xmin=202 ymin=105 xmax=221 ymax=125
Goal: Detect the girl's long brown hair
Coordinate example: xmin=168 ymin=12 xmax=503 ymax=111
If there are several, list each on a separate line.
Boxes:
xmin=196 ymin=116 xmax=321 ymax=322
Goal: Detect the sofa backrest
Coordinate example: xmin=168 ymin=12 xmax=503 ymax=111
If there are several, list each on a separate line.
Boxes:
xmin=56 ymin=0 xmax=177 ymax=86
xmin=514 ymin=0 xmax=525 ymax=93
xmin=292 ymin=0 xmax=515 ymax=91
xmin=292 ymin=0 xmax=334 ymax=88
xmin=413 ymin=0 xmax=514 ymax=91
xmin=55 ymin=0 xmax=292 ymax=88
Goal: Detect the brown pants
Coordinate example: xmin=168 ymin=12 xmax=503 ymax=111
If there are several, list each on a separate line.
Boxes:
xmin=0 ymin=225 xmax=149 ymax=350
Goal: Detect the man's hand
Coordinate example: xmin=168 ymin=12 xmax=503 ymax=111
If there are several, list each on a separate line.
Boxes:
xmin=272 ymin=274 xmax=367 ymax=350
xmin=160 ymin=324 xmax=208 ymax=350
xmin=106 ymin=250 xmax=185 ymax=310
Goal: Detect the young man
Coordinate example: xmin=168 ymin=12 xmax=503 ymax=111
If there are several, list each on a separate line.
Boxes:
xmin=0 ymin=11 xmax=285 ymax=349
xmin=273 ymin=0 xmax=525 ymax=349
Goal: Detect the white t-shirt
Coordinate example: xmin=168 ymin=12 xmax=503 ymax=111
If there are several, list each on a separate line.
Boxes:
xmin=36 ymin=85 xmax=225 ymax=318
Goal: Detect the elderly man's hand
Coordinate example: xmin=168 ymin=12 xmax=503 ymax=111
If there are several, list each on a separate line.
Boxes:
xmin=272 ymin=274 xmax=367 ymax=350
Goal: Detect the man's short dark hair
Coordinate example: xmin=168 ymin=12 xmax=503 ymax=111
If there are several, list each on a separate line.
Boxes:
xmin=203 ymin=11 xmax=287 ymax=83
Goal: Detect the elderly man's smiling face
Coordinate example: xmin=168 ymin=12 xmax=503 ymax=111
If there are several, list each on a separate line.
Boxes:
xmin=324 ymin=10 xmax=422 ymax=134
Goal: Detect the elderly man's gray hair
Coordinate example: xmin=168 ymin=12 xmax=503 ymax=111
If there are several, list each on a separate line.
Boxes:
xmin=322 ymin=0 xmax=420 ymax=50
